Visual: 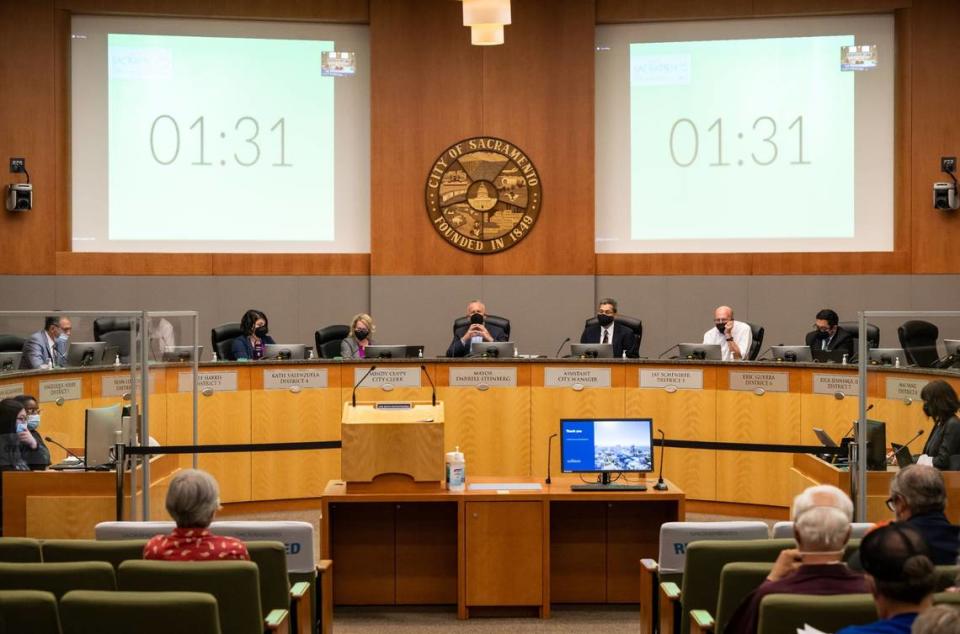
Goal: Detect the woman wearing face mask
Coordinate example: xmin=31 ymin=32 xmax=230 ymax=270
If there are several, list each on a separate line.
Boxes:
xmin=13 ymin=394 xmax=50 ymax=470
xmin=230 ymin=309 xmax=275 ymax=361
xmin=341 ymin=314 xmax=376 ymax=359
xmin=0 ymin=399 xmax=30 ymax=535
xmin=918 ymin=380 xmax=960 ymax=470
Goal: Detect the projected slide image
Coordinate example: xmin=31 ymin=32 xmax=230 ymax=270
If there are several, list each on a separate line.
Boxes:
xmin=593 ymin=419 xmax=652 ymax=471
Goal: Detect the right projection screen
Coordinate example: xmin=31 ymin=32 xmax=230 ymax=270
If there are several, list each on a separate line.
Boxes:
xmin=595 ymin=14 xmax=894 ymax=253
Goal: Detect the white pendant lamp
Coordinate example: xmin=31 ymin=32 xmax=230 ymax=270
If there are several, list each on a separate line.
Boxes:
xmin=471 ymin=23 xmax=505 ymax=46
xmin=462 ymin=0 xmax=511 ymax=26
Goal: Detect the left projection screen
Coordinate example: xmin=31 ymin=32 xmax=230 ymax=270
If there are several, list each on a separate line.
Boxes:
xmin=71 ymin=16 xmax=370 ymax=253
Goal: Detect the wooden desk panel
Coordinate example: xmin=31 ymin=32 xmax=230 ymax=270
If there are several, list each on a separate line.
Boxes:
xmin=91 ymin=369 xmax=169 ymax=445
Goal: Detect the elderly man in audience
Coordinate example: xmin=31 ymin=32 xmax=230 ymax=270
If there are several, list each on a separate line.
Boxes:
xmin=725 ymin=484 xmax=867 ymax=634
xmin=911 ymin=605 xmax=960 ymax=634
xmin=144 ymin=469 xmax=249 ymax=561
xmin=837 ymin=524 xmax=937 ymax=634
xmin=884 ymin=465 xmax=960 ymax=565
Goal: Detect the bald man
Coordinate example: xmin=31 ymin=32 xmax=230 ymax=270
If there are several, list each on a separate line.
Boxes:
xmin=702 ymin=305 xmax=752 ymax=361
xmin=446 ymin=300 xmax=508 ymax=357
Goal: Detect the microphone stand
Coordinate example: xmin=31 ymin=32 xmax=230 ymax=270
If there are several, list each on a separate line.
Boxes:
xmin=554 ymin=338 xmax=570 ymax=358
xmin=657 ymin=344 xmax=679 ymax=359
xmin=654 ymin=429 xmax=668 ymax=490
xmin=351 ymin=364 xmax=379 ymax=407
xmin=546 ymin=433 xmax=558 ymax=484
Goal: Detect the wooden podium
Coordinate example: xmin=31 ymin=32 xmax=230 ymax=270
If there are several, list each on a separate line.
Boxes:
xmin=341 ymin=401 xmax=445 ymax=492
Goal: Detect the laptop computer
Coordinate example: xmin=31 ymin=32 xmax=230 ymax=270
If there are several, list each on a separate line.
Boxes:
xmin=890 ymin=442 xmax=914 ymax=469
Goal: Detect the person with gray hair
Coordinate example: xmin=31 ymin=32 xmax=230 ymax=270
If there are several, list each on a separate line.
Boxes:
xmin=911 ymin=605 xmax=960 ymax=634
xmin=725 ymin=485 xmax=866 ymax=634
xmin=886 ymin=465 xmax=960 ymax=565
xmin=143 ymin=469 xmax=249 ymax=561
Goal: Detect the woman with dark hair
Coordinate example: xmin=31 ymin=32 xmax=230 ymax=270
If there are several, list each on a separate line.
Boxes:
xmin=919 ymin=380 xmax=960 ymax=470
xmin=230 ymin=309 xmax=275 ymax=361
xmin=12 ymin=394 xmax=50 ymax=470
xmin=0 ymin=398 xmax=29 ymax=536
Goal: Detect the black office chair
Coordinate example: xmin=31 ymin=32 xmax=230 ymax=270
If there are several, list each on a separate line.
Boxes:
xmin=0 ymin=334 xmax=25 ymax=353
xmin=582 ymin=315 xmax=642 ymax=356
xmin=452 ymin=315 xmax=511 ymax=339
xmin=211 ymin=323 xmax=243 ymax=361
xmin=898 ymin=320 xmax=940 ymax=368
xmin=838 ymin=321 xmax=880 ymax=353
xmin=745 ymin=322 xmax=764 ymax=361
xmin=94 ymin=317 xmax=133 ymax=363
xmin=315 ymin=325 xmax=350 ymax=359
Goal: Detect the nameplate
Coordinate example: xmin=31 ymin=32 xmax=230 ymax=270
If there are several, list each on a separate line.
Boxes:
xmin=449 ymin=367 xmax=517 ymax=388
xmin=101 ymin=373 xmax=156 ymax=397
xmin=729 ymin=371 xmax=789 ymax=393
xmin=639 ymin=369 xmax=703 ymax=390
xmin=0 ymin=382 xmax=24 ymax=399
xmin=885 ymin=377 xmax=928 ymax=400
xmin=812 ymin=373 xmax=860 ymax=396
xmin=39 ymin=378 xmax=82 ymax=402
xmin=178 ymin=371 xmax=238 ymax=393
xmin=264 ymin=369 xmax=328 ymax=390
xmin=544 ymin=367 xmax=611 ymax=388
xmin=354 ymin=367 xmax=421 ymax=389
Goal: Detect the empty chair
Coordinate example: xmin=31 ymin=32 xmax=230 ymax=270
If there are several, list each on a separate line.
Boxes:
xmin=314 ymin=325 xmax=349 ymax=359
xmin=744 ymin=322 xmax=764 ymax=361
xmin=757 ymin=594 xmax=877 ymax=634
xmin=899 ymin=320 xmax=941 ymax=368
xmin=0 ymin=589 xmax=61 ymax=634
xmin=0 ymin=537 xmax=42 ymax=563
xmin=247 ymin=541 xmax=311 ymax=634
xmin=0 ymin=334 xmax=25 ymax=353
xmin=60 ymin=590 xmax=221 ymax=634
xmin=93 ymin=317 xmax=133 ymax=363
xmin=210 ymin=323 xmax=242 ymax=361
xmin=0 ymin=562 xmax=116 ymax=599
xmin=41 ymin=539 xmax=148 ymax=569
xmin=838 ymin=321 xmax=881 ymax=352
xmin=771 ymin=521 xmax=874 ymax=540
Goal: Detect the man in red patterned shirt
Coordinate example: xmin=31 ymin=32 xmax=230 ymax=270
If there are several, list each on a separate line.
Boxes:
xmin=144 ymin=468 xmax=249 ymax=561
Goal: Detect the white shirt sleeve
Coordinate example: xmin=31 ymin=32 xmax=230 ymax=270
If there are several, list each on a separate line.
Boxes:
xmin=732 ymin=321 xmax=753 ymax=361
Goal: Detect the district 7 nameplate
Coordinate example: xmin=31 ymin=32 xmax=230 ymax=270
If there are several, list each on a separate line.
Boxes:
xmin=812 ymin=373 xmax=860 ymax=396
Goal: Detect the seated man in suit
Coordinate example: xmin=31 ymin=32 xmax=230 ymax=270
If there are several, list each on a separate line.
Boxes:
xmin=806 ymin=309 xmax=855 ymax=357
xmin=19 ymin=315 xmax=71 ymax=369
xmin=446 ymin=300 xmax=508 ymax=357
xmin=579 ymin=298 xmax=638 ymax=358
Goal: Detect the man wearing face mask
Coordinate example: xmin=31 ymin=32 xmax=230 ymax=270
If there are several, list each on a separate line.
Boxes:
xmin=13 ymin=394 xmax=50 ymax=471
xmin=446 ymin=300 xmax=508 ymax=357
xmin=579 ymin=298 xmax=638 ymax=358
xmin=702 ymin=305 xmax=752 ymax=361
xmin=805 ymin=308 xmax=854 ymax=357
xmin=20 ymin=315 xmax=71 ymax=369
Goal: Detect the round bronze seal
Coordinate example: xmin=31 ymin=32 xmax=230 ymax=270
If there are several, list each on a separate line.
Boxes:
xmin=425 ymin=137 xmax=542 ymax=253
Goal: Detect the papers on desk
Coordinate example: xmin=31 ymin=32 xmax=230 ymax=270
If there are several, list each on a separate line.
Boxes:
xmin=797 ymin=625 xmax=829 ymax=634
xmin=918 ymin=454 xmax=934 ymax=467
xmin=467 ymin=483 xmax=543 ymax=491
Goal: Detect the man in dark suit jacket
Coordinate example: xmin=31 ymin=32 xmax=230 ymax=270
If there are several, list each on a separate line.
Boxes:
xmin=805 ymin=308 xmax=855 ymax=357
xmin=446 ymin=300 xmax=508 ymax=357
xmin=579 ymin=298 xmax=639 ymax=358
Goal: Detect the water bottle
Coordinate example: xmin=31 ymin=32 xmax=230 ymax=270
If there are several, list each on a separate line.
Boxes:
xmin=445 ymin=446 xmax=465 ymax=492
xmin=211 ymin=351 xmax=218 ymax=363
xmin=895 ymin=356 xmax=900 ymax=368
xmin=842 ymin=353 xmax=848 ymax=365
xmin=114 ymin=354 xmax=121 ymax=367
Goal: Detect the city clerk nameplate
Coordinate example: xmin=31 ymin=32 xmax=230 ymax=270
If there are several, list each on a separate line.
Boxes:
xmin=449 ymin=367 xmax=517 ymax=388
xmin=729 ymin=371 xmax=789 ymax=393
xmin=264 ymin=369 xmax=328 ymax=390
xmin=101 ymin=373 xmax=156 ymax=398
xmin=354 ymin=367 xmax=421 ymax=389
xmin=0 ymin=382 xmax=24 ymax=399
xmin=639 ymin=368 xmax=703 ymax=390
xmin=39 ymin=379 xmax=82 ymax=402
xmin=885 ymin=377 xmax=928 ymax=400
xmin=544 ymin=368 xmax=611 ymax=388
xmin=178 ymin=371 xmax=238 ymax=393
xmin=812 ymin=373 xmax=860 ymax=396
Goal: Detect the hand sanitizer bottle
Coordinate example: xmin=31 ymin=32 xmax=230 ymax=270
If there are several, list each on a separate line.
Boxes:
xmin=211 ymin=351 xmax=218 ymax=363
xmin=114 ymin=354 xmax=121 ymax=367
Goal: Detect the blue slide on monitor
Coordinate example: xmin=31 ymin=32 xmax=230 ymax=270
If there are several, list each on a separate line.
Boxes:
xmin=560 ymin=418 xmax=653 ymax=490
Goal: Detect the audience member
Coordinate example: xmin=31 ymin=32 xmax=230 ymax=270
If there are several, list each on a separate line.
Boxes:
xmin=725 ymin=484 xmax=866 ymax=634
xmin=918 ymin=381 xmax=960 ymax=470
xmin=882 ymin=465 xmax=959 ymax=565
xmin=20 ymin=315 xmax=71 ymax=369
xmin=912 ymin=605 xmax=960 ymax=634
xmin=230 ymin=309 xmax=274 ymax=361
xmin=12 ymin=394 xmax=50 ymax=470
xmin=702 ymin=305 xmax=752 ymax=361
xmin=446 ymin=300 xmax=508 ymax=357
xmin=144 ymin=469 xmax=249 ymax=561
xmin=837 ymin=524 xmax=937 ymax=634
xmin=341 ymin=313 xmax=376 ymax=359
xmin=579 ymin=298 xmax=638 ymax=358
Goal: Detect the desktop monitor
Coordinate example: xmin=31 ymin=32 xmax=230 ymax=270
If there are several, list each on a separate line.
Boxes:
xmin=569 ymin=343 xmax=614 ymax=359
xmin=364 ymin=344 xmax=423 ymax=359
xmin=944 ymin=339 xmax=960 ymax=356
xmin=812 ymin=348 xmax=848 ymax=363
xmin=162 ymin=345 xmax=204 ymax=362
xmin=857 ymin=420 xmax=888 ymax=472
xmin=66 ymin=342 xmax=108 ymax=367
xmin=0 ymin=351 xmax=21 ymax=371
xmin=470 ymin=341 xmax=516 ymax=358
xmin=678 ymin=343 xmax=722 ymax=361
xmin=263 ymin=343 xmax=308 ymax=360
xmin=771 ymin=345 xmax=813 ymax=362
xmin=868 ymin=348 xmax=909 ymax=367
xmin=560 ymin=418 xmax=654 ymax=484
xmin=84 ymin=404 xmax=123 ymax=469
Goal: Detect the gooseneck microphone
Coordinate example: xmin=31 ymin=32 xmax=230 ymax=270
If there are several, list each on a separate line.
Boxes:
xmin=546 ymin=433 xmax=558 ymax=484
xmin=351 ymin=364 xmax=379 ymax=407
xmin=420 ymin=364 xmax=437 ymax=407
xmin=657 ymin=344 xmax=679 ymax=359
xmin=654 ymin=429 xmax=668 ymax=491
xmin=44 ymin=436 xmax=84 ymax=464
xmin=890 ymin=429 xmax=925 ymax=460
xmin=554 ymin=337 xmax=570 ymax=358
xmin=756 ymin=347 xmax=773 ymax=361
xmin=843 ymin=403 xmax=875 ymax=438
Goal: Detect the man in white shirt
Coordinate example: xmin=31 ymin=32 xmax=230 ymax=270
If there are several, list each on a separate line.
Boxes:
xmin=702 ymin=305 xmax=752 ymax=361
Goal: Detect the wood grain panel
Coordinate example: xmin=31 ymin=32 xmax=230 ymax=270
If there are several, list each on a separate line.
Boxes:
xmin=26 ymin=495 xmax=113 ymax=539
xmin=550 ymin=502 xmax=607 ymax=603
xmin=90 ymin=368 xmax=169 ymax=446
xmin=606 ymin=500 xmax=671 ymax=603
xmin=212 ymin=254 xmax=370 ymax=276
xmin=752 ymin=0 xmax=910 ymax=17
xmin=465 ymin=501 xmax=543 ymax=606
xmin=396 ymin=502 xmax=458 ymax=604
xmin=369 ymin=0 xmax=483 ymax=275
xmin=596 ymin=0 xmax=753 ymax=22
xmin=55 ymin=0 xmax=369 ymax=22
xmin=479 ymin=0 xmax=595 ymax=276
xmin=329 ymin=502 xmax=396 ymax=604
xmin=56 ymin=252 xmax=214 ymax=275
xmin=626 ymin=366 xmax=717 ymax=500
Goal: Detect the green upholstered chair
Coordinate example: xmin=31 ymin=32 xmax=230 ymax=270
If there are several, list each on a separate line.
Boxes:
xmin=0 ymin=537 xmax=42 ymax=563
xmin=757 ymin=594 xmax=877 ymax=634
xmin=60 ymin=590 xmax=221 ymax=634
xmin=935 ymin=565 xmax=959 ymax=592
xmin=0 ymin=562 xmax=116 ymax=599
xmin=0 ymin=590 xmax=61 ymax=634
xmin=934 ymin=592 xmax=960 ymax=606
xmin=118 ymin=560 xmax=288 ymax=634
xmin=247 ymin=541 xmax=311 ymax=634
xmin=41 ymin=539 xmax=148 ymax=569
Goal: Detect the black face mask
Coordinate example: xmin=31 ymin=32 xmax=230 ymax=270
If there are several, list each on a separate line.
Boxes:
xmin=355 ymin=329 xmax=369 ymax=340
xmin=469 ymin=313 xmax=484 ymax=325
xmin=923 ymin=402 xmax=934 ymax=418
xmin=254 ymin=326 xmax=268 ymax=338
xmin=716 ymin=323 xmax=727 ymax=334
xmin=817 ymin=329 xmax=831 ymax=339
xmin=597 ymin=314 xmax=614 ymax=327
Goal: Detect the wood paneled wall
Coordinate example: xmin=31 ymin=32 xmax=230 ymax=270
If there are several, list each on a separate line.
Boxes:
xmin=2 ymin=0 xmax=959 ymax=276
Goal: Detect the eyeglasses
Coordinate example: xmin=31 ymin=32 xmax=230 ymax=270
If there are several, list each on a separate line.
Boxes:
xmin=885 ymin=496 xmax=898 ymax=512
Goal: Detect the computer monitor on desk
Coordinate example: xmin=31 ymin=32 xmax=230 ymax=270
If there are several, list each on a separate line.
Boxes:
xmin=868 ymin=348 xmax=909 ymax=367
xmin=470 ymin=341 xmax=516 ymax=358
xmin=162 ymin=346 xmax=204 ymax=362
xmin=84 ymin=404 xmax=124 ymax=469
xmin=263 ymin=343 xmax=308 ymax=360
xmin=771 ymin=345 xmax=813 ymax=362
xmin=560 ymin=418 xmax=653 ymax=490
xmin=364 ymin=345 xmax=424 ymax=359
xmin=569 ymin=343 xmax=613 ymax=359
xmin=66 ymin=342 xmax=107 ymax=367
xmin=0 ymin=351 xmax=21 ymax=371
xmin=678 ymin=343 xmax=722 ymax=360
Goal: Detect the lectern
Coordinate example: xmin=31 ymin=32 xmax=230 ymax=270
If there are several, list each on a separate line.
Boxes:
xmin=340 ymin=401 xmax=445 ymax=492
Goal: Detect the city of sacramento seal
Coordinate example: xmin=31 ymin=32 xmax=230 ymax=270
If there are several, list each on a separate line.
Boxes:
xmin=425 ymin=137 xmax=542 ymax=253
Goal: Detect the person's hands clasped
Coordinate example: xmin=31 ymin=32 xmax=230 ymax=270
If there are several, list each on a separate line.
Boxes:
xmin=766 ymin=548 xmax=802 ymax=582
xmin=462 ymin=323 xmax=493 ymax=343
